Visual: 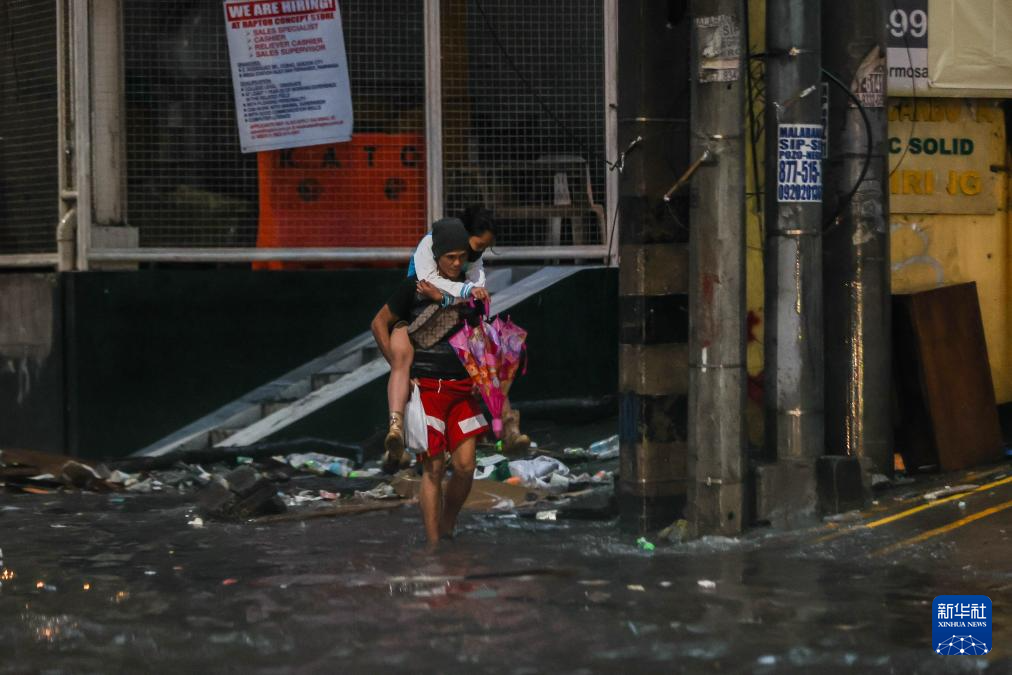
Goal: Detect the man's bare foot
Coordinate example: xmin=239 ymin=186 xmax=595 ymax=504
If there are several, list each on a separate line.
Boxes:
xmin=438 ymin=519 xmax=456 ymax=540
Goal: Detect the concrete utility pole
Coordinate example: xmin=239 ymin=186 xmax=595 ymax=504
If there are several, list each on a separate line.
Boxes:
xmin=617 ymin=1 xmax=691 ymax=533
xmin=760 ymin=0 xmax=823 ymax=524
xmin=686 ymin=0 xmax=747 ymax=536
xmin=822 ymin=0 xmax=892 ymax=477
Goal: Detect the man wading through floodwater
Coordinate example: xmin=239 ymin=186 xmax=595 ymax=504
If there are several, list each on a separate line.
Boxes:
xmin=370 ymin=218 xmax=490 ymax=546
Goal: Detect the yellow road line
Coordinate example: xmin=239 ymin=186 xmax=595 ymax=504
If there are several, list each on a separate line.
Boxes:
xmin=962 ymin=466 xmax=1008 ymax=484
xmin=872 ymin=498 xmax=1012 ymax=557
xmin=812 ymin=474 xmax=1012 ymax=544
xmin=866 ymin=475 xmax=1012 ymax=528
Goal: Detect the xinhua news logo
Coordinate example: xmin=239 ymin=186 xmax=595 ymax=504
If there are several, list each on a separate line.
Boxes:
xmin=932 ymin=595 xmax=992 ymax=656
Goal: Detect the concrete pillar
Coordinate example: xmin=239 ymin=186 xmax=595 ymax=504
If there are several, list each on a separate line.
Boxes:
xmin=822 ymin=0 xmax=892 ymax=479
xmin=686 ymin=0 xmax=747 ymax=536
xmin=617 ymin=1 xmax=691 ymax=532
xmin=759 ymin=0 xmax=824 ymax=525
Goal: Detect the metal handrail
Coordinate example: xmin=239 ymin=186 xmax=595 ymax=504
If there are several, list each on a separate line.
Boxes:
xmin=87 ymin=245 xmax=611 ymax=264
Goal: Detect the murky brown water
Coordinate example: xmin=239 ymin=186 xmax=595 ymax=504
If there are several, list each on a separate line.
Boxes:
xmin=1 ymin=485 xmax=1009 ymax=673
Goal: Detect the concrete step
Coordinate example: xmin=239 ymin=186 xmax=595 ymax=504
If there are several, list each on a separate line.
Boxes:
xmin=311 ymin=371 xmax=345 ymax=391
xmin=210 ymin=428 xmax=244 ymax=447
xmin=262 ymin=399 xmax=298 ymax=417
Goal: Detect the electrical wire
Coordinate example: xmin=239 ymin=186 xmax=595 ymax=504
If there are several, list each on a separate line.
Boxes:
xmin=605 ymin=196 xmax=621 ymax=260
xmin=821 ymin=67 xmax=873 ymax=233
xmin=473 ymin=0 xmax=618 ymax=173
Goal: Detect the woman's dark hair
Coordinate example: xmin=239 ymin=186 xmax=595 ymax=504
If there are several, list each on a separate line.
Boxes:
xmin=459 ymin=205 xmax=497 ymax=238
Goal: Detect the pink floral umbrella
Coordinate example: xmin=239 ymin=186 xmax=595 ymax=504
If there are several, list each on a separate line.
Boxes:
xmin=449 ymin=309 xmax=527 ymax=438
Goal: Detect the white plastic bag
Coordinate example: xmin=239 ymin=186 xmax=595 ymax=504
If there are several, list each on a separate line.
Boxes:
xmin=404 ymin=382 xmax=428 ymax=455
xmin=508 ymin=456 xmax=570 ymax=489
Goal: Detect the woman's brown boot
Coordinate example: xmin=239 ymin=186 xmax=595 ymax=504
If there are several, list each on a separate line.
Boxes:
xmin=502 ymin=410 xmax=531 ymax=456
xmin=382 ymin=412 xmax=405 ymax=474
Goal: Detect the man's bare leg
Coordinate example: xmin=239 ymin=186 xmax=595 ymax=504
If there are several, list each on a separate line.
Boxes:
xmin=420 ymin=452 xmax=446 ymax=546
xmin=439 ymin=438 xmax=477 ymax=539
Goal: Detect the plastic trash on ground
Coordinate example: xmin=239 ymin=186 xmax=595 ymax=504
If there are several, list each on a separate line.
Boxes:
xmin=349 ymin=467 xmax=383 ymax=478
xmin=587 ymin=435 xmax=620 ymax=460
xmin=562 ymin=436 xmax=620 ymax=461
xmin=658 ymin=519 xmax=690 ymax=543
xmin=355 ymin=484 xmax=398 ymax=500
xmin=474 ymin=454 xmax=510 ymax=481
xmin=923 ymin=484 xmax=978 ymax=501
xmin=508 ymin=456 xmax=570 ymax=491
xmin=284 ymin=490 xmax=325 ymax=507
xmin=567 ymin=470 xmax=614 ymax=485
xmin=283 ymin=453 xmax=354 ymax=477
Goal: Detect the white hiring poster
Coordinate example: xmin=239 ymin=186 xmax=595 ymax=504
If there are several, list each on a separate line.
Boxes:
xmin=223 ymin=0 xmax=353 ymax=153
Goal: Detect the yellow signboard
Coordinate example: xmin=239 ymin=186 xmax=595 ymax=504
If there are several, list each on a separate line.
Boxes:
xmin=888 ymin=100 xmax=1000 ymax=214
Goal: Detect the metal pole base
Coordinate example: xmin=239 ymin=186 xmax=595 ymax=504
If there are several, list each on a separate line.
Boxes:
xmin=753 ymin=460 xmax=819 ymax=529
xmin=617 ymin=486 xmax=686 ymax=534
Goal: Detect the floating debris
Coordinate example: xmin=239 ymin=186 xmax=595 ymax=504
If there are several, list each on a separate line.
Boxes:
xmin=923 ymin=485 xmax=978 ymax=501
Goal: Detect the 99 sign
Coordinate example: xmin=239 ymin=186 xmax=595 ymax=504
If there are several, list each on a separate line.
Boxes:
xmin=889 ymin=7 xmax=927 ymax=40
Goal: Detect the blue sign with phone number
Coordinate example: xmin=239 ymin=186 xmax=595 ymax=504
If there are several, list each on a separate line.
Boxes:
xmin=777 ymin=124 xmax=823 ymax=203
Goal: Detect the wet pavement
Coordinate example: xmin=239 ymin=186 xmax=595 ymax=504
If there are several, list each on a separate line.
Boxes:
xmin=2 ymin=463 xmax=1011 ymax=673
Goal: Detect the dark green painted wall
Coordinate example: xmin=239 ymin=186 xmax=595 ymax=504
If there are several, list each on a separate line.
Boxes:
xmin=2 ymin=268 xmax=617 ymax=459
xmin=275 ymin=268 xmax=620 ymax=445
xmin=62 ymin=270 xmax=406 ymax=458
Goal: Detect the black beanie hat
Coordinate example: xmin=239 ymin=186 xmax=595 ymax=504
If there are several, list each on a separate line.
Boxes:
xmin=431 ymin=217 xmax=470 ymax=258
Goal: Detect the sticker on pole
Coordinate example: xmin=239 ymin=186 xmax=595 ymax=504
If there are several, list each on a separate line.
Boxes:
xmin=777 ymin=124 xmax=823 ymax=203
xmin=223 ymin=0 xmax=354 ymax=153
xmin=851 ymin=46 xmax=886 ymax=108
xmin=695 ymin=15 xmax=741 ymax=83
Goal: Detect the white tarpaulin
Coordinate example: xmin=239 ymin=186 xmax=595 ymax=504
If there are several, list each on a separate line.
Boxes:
xmin=223 ymin=0 xmax=354 ymax=153
xmin=928 ymin=0 xmax=1012 ymax=95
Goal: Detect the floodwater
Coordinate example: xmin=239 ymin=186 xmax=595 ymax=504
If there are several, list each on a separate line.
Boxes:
xmin=2 ymin=484 xmax=1009 ymax=673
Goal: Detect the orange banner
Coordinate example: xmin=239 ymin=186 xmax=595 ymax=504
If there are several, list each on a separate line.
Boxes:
xmin=256 ymin=133 xmax=426 ymax=268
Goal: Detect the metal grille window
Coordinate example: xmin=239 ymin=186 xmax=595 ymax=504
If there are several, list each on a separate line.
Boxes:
xmin=0 ymin=0 xmax=58 ymax=255
xmin=123 ymin=0 xmax=426 ymax=251
xmin=441 ymin=0 xmax=607 ymax=249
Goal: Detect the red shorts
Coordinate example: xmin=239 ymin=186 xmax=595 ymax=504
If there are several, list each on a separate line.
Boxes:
xmin=417 ymin=378 xmax=489 ymax=458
